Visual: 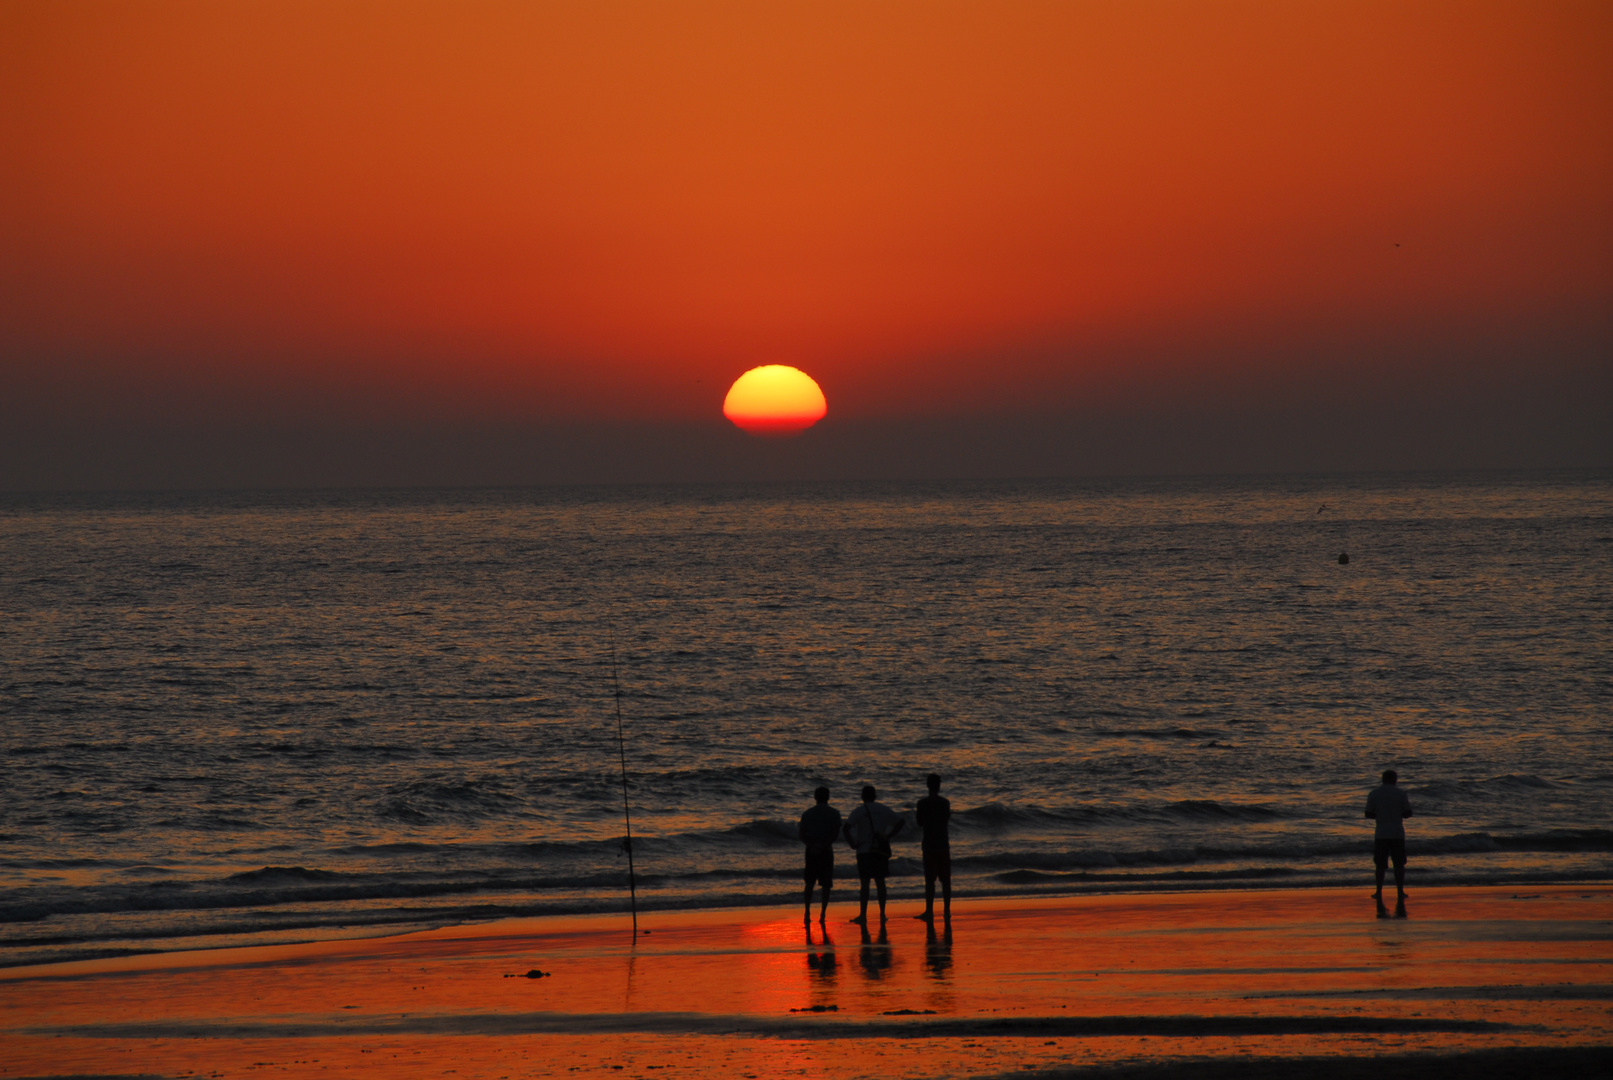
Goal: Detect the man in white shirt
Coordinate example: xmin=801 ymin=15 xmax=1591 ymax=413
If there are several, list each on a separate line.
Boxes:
xmin=843 ymin=784 xmax=904 ymax=925
xmin=1365 ymin=769 xmax=1414 ymax=906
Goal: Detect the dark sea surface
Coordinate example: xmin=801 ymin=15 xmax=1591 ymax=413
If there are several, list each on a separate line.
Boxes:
xmin=2 ymin=473 xmax=1610 ymax=966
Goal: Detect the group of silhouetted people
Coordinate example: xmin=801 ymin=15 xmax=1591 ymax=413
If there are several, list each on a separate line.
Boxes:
xmin=799 ymin=769 xmax=1414 ymax=923
xmin=797 ymin=773 xmax=952 ymax=925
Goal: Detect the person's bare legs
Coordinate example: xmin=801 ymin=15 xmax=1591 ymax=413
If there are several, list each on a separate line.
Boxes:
xmin=1393 ymin=859 xmax=1407 ymax=900
xmin=819 ymin=886 xmax=831 ymax=924
xmin=804 ymin=883 xmax=814 ymax=923
xmin=875 ymin=877 xmax=888 ymax=922
xmin=940 ymin=874 xmax=951 ymax=919
xmin=916 ymin=874 xmax=936 ymax=920
xmin=1373 ymin=852 xmax=1391 ymax=916
xmin=852 ymin=878 xmax=870 ymax=924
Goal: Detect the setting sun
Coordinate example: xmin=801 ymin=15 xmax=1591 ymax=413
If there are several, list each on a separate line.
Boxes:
xmin=722 ymin=366 xmax=827 ymax=437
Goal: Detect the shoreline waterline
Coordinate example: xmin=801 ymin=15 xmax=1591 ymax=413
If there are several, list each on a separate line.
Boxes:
xmin=6 ymin=871 xmax=1611 ymax=973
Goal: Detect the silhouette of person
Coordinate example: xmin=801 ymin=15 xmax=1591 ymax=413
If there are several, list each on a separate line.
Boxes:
xmin=1365 ymin=769 xmax=1413 ymax=911
xmin=798 ymin=786 xmax=843 ymax=924
xmin=913 ymin=772 xmax=952 ymax=921
xmin=844 ymin=784 xmax=903 ymax=924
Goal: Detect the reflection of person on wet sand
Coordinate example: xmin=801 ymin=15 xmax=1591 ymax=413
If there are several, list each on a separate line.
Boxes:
xmin=844 ymin=784 xmax=903 ymax=924
xmin=913 ymin=772 xmax=952 ymax=921
xmin=805 ymin=924 xmax=836 ymax=982
xmin=1365 ymin=768 xmax=1413 ymax=916
xmin=798 ymin=786 xmax=844 ymax=924
xmin=858 ymin=920 xmax=891 ymax=980
xmin=805 ymin=920 xmax=834 ymax=949
xmin=924 ymin=918 xmax=953 ymax=980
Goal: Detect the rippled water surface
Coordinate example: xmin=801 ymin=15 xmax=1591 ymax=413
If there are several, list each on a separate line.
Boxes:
xmin=2 ymin=473 xmax=1609 ymax=964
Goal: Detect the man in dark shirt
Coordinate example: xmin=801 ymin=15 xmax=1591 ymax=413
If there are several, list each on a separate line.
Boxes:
xmin=798 ymin=786 xmax=843 ymax=924
xmin=914 ymin=772 xmax=952 ymax=921
xmin=1365 ymin=769 xmax=1414 ymax=909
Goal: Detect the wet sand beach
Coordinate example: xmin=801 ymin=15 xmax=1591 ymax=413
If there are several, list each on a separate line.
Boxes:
xmin=1 ymin=885 xmax=1608 ymax=1078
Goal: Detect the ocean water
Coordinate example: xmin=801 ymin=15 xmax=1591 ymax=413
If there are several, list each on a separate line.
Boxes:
xmin=2 ymin=473 xmax=1610 ymax=966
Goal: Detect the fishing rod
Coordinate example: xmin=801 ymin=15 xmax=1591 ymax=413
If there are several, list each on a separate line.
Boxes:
xmin=608 ymin=630 xmax=638 ymax=936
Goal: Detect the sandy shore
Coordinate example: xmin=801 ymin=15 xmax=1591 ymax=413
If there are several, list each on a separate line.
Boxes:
xmin=1 ymin=885 xmax=1608 ymax=1078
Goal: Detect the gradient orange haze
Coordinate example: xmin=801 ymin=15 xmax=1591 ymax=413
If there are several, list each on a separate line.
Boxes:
xmin=2 ymin=1 xmax=1609 ymax=431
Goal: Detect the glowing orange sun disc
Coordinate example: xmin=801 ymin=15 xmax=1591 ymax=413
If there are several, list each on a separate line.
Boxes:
xmin=722 ymin=365 xmax=828 ymax=436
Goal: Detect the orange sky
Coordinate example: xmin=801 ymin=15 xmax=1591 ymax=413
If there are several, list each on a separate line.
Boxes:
xmin=2 ymin=1 xmax=1610 ymax=458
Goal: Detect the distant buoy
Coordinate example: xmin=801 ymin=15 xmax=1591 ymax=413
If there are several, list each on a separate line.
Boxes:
xmin=1338 ymin=552 xmax=1350 ymax=565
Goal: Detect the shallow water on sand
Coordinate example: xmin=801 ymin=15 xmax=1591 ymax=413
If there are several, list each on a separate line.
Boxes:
xmin=2 ymin=473 xmax=1610 ymax=962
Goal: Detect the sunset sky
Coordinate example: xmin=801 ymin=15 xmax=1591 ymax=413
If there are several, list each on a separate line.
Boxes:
xmin=3 ymin=1 xmax=1609 ymax=487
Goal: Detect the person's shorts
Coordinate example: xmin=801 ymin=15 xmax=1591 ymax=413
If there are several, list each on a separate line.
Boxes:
xmin=1373 ymin=838 xmax=1407 ymax=869
xmin=856 ymin=851 xmax=890 ymax=882
xmin=803 ymin=849 xmax=834 ymax=889
xmin=922 ymin=848 xmax=951 ymax=882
